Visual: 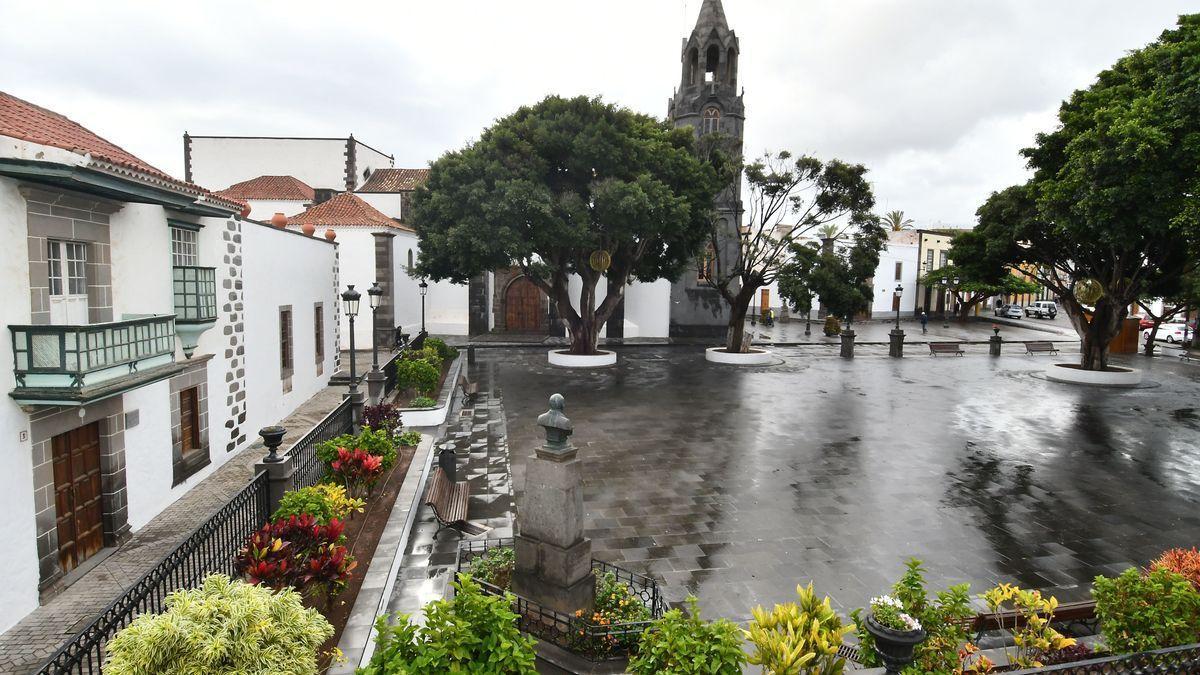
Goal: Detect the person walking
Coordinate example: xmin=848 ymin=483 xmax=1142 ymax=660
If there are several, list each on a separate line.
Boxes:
xmin=920 ymin=311 xmax=928 ymax=334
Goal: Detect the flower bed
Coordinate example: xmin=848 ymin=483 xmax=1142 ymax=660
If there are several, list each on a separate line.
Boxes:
xmin=456 ymin=537 xmax=665 ymax=661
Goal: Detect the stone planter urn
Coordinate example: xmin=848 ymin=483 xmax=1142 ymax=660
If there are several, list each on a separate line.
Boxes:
xmin=302 ymin=222 xmax=316 ymax=237
xmin=324 ymin=228 xmax=337 ymax=242
xmin=864 ymin=614 xmax=927 ymax=674
xmin=270 ymin=212 xmax=288 ymax=228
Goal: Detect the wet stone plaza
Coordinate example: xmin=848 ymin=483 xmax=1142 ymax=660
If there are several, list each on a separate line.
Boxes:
xmin=475 ymin=343 xmax=1200 ymax=620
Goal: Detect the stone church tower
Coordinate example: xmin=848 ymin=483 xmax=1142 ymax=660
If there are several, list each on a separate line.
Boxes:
xmin=668 ymin=0 xmax=745 ymax=336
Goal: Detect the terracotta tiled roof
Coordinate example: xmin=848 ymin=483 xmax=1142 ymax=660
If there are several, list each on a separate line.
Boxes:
xmin=215 ymin=175 xmax=315 ymax=202
xmin=358 ymin=168 xmax=429 ymax=192
xmin=287 ymin=192 xmax=411 ymax=230
xmin=0 ymin=90 xmax=244 ymax=212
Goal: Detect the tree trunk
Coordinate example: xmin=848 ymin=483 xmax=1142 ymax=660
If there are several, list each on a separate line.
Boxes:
xmin=565 ymin=316 xmax=602 ymax=355
xmin=1078 ymin=299 xmax=1124 ymax=370
xmin=725 ymin=293 xmax=752 ymax=353
xmin=1144 ymin=322 xmax=1160 ymax=355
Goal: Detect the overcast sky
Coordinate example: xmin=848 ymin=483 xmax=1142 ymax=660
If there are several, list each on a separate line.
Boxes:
xmin=1 ymin=1 xmax=1192 ymax=227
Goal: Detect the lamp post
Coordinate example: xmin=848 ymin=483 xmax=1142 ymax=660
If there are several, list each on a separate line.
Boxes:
xmin=889 ymin=284 xmax=905 ymax=358
xmin=342 ymin=285 xmax=364 ymax=431
xmin=419 ymin=279 xmax=429 ymax=334
xmin=365 ymin=282 xmax=385 ymax=406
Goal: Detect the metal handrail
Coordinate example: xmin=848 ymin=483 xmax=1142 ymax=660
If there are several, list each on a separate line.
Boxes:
xmin=289 ymin=396 xmax=354 ymax=490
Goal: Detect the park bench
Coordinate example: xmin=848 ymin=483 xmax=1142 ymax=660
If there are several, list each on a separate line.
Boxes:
xmin=424 ymin=446 xmax=469 ymax=539
xmin=458 ymin=373 xmax=479 ymax=401
xmin=928 ymin=342 xmax=964 ymax=356
xmin=1024 ymin=341 xmax=1059 ymax=355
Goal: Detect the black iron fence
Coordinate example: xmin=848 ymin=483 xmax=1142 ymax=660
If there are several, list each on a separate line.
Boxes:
xmin=38 ymin=471 xmax=270 ymax=674
xmin=457 ymin=538 xmax=665 ymax=662
xmin=290 ymin=396 xmax=354 ymax=490
xmin=382 ymin=349 xmax=403 ymax=398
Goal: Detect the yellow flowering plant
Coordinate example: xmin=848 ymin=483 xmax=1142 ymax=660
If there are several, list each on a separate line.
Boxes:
xmin=745 ymin=582 xmax=852 ymax=675
xmin=981 ymin=583 xmax=1075 ymax=669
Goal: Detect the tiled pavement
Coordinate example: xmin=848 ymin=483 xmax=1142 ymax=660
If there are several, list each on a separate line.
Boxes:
xmin=489 ymin=345 xmax=1200 ymax=623
xmin=382 ymin=382 xmax=515 ymax=622
xmin=0 ymin=385 xmax=348 ymax=674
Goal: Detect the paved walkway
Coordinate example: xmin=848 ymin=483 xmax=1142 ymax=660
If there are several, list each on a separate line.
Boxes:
xmin=0 ymin=386 xmax=347 ymax=674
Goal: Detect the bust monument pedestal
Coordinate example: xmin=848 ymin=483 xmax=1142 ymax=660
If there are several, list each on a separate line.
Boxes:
xmin=512 ymin=394 xmax=595 ymax=614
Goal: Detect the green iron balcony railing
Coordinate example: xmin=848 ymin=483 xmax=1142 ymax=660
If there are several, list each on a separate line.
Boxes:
xmin=10 ymin=315 xmax=180 ymax=405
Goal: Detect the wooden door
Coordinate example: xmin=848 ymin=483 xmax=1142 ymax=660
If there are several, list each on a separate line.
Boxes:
xmin=505 ymin=278 xmax=543 ymax=332
xmin=760 ymin=288 xmax=770 ymax=313
xmin=52 ymin=422 xmax=104 ymax=573
xmin=180 ymin=388 xmax=200 ymax=454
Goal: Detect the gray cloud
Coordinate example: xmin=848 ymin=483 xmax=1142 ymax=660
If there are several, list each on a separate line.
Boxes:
xmin=0 ymin=0 xmax=1191 ymax=225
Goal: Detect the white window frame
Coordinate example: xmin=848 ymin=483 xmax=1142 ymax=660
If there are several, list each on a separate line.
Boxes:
xmin=171 ymin=226 xmax=198 ymax=267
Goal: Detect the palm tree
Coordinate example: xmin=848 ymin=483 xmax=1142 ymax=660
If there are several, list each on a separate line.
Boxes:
xmin=817 ymin=224 xmax=842 ymax=240
xmin=880 ymin=210 xmax=914 ymax=231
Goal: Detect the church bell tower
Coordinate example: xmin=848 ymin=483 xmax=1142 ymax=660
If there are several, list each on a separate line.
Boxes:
xmin=667 ymin=0 xmax=745 ymax=335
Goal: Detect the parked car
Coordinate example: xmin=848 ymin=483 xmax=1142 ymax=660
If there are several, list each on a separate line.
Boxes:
xmin=999 ymin=304 xmax=1023 ymax=319
xmin=1139 ymin=316 xmax=1156 ymax=330
xmin=1143 ymin=323 xmax=1189 ymax=343
xmin=1025 ymin=301 xmax=1058 ymax=319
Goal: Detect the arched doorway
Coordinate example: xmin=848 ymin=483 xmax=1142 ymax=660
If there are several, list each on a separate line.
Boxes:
xmin=505 ymin=277 xmax=544 ymax=332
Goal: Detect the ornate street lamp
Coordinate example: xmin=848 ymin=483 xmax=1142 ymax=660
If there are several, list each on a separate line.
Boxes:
xmin=342 ymin=285 xmax=364 ymax=429
xmin=894 ymin=284 xmax=903 ymax=331
xmin=889 ymin=283 xmax=905 ymax=358
xmin=419 ymin=279 xmax=429 ymax=334
xmin=365 ymin=282 xmax=384 ymax=406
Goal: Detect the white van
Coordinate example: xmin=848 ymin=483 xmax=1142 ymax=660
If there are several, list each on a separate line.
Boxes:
xmin=1025 ymin=300 xmax=1058 ymax=319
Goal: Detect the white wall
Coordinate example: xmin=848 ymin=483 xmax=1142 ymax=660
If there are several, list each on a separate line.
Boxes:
xmin=242 ymin=222 xmax=338 ymax=433
xmin=245 ymin=198 xmax=309 ymax=221
xmin=122 ymin=380 xmax=173 ymax=530
xmin=354 ymin=142 xmax=395 ymax=190
xmin=623 ymin=279 xmax=671 ymax=338
xmin=109 ymin=203 xmax=174 ymax=319
xmin=390 ymin=232 xmax=469 ymax=336
xmin=871 ymin=241 xmax=919 ymax=315
xmin=188 ymin=137 xmax=350 ymax=192
xmin=355 ymin=192 xmax=403 ymax=219
xmin=0 ymin=176 xmax=41 ymax=632
xmin=330 ymin=228 xmax=381 ymax=347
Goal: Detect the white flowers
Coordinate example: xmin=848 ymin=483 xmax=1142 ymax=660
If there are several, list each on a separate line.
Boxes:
xmin=869 ymin=595 xmax=922 ymax=632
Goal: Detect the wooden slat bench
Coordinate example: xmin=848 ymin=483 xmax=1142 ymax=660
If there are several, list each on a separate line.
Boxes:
xmin=929 ymin=342 xmax=964 ymax=356
xmin=1024 ymin=341 xmax=1059 ymax=355
xmin=424 ymin=448 xmax=469 ymax=539
xmin=458 ymin=373 xmax=479 ymax=401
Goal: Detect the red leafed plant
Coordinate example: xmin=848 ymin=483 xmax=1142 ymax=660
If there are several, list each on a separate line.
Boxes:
xmin=1151 ymin=548 xmax=1200 ymax=589
xmin=330 ymin=447 xmax=385 ymax=498
xmin=236 ymin=514 xmax=355 ymax=600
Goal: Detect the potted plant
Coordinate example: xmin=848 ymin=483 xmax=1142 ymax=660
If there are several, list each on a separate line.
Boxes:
xmin=863 ymin=595 xmax=927 ymax=674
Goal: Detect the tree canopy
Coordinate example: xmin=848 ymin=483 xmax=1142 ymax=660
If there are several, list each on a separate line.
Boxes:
xmin=969 ymin=15 xmax=1200 ymax=369
xmin=919 ymin=229 xmax=1040 ymax=320
xmin=778 ymin=225 xmax=887 ymax=326
xmin=411 ymin=95 xmax=719 ymax=354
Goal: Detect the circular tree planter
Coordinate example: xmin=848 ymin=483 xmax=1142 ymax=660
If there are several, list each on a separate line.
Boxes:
xmin=705 ymin=346 xmax=774 ymax=365
xmin=1044 ymin=363 xmax=1143 ymax=387
xmin=548 ymin=349 xmax=617 ymax=368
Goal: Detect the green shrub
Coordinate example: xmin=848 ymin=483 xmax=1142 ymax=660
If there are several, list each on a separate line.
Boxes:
xmin=629 ymin=596 xmax=745 ymax=675
xmin=273 ymin=483 xmax=365 ymax=525
xmin=425 ymin=337 xmax=459 ymax=361
xmin=397 ymin=430 xmax=422 ymax=447
xmin=396 ymin=357 xmax=439 ymax=396
xmin=316 ymin=428 xmax=398 ymax=470
xmin=1094 ymin=567 xmax=1200 ymax=653
xmin=409 ymin=396 xmax=437 ymax=408
xmin=106 ymin=574 xmax=332 ymax=675
xmin=468 ymin=546 xmax=515 ymax=589
xmin=359 ymin=575 xmax=536 ymax=675
xmin=746 ymin=582 xmax=850 ymax=675
xmin=851 ymin=558 xmax=974 ymax=674
xmin=823 ymin=315 xmax=841 ymax=336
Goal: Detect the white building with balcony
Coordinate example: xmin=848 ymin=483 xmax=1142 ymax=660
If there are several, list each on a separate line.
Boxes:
xmin=0 ymin=91 xmax=341 ymax=632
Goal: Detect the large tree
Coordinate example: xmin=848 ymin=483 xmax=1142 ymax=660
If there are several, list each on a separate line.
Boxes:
xmin=972 ymin=16 xmax=1200 ymax=370
xmin=411 ymin=95 xmax=719 ymax=355
xmin=919 ymin=229 xmax=1039 ymax=321
xmin=777 ymin=225 xmax=887 ymax=328
xmin=700 ymin=150 xmax=875 ymax=352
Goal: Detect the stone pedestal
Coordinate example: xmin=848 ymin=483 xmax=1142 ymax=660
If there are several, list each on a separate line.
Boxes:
xmin=365 ymin=368 xmax=385 ymax=406
xmin=512 ymin=394 xmax=596 ymax=615
xmin=840 ymin=330 xmax=856 ymax=358
xmin=888 ymin=329 xmax=905 ymax=358
xmin=254 ymin=457 xmax=296 ymax=515
xmin=989 ymin=335 xmax=1002 ymax=356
